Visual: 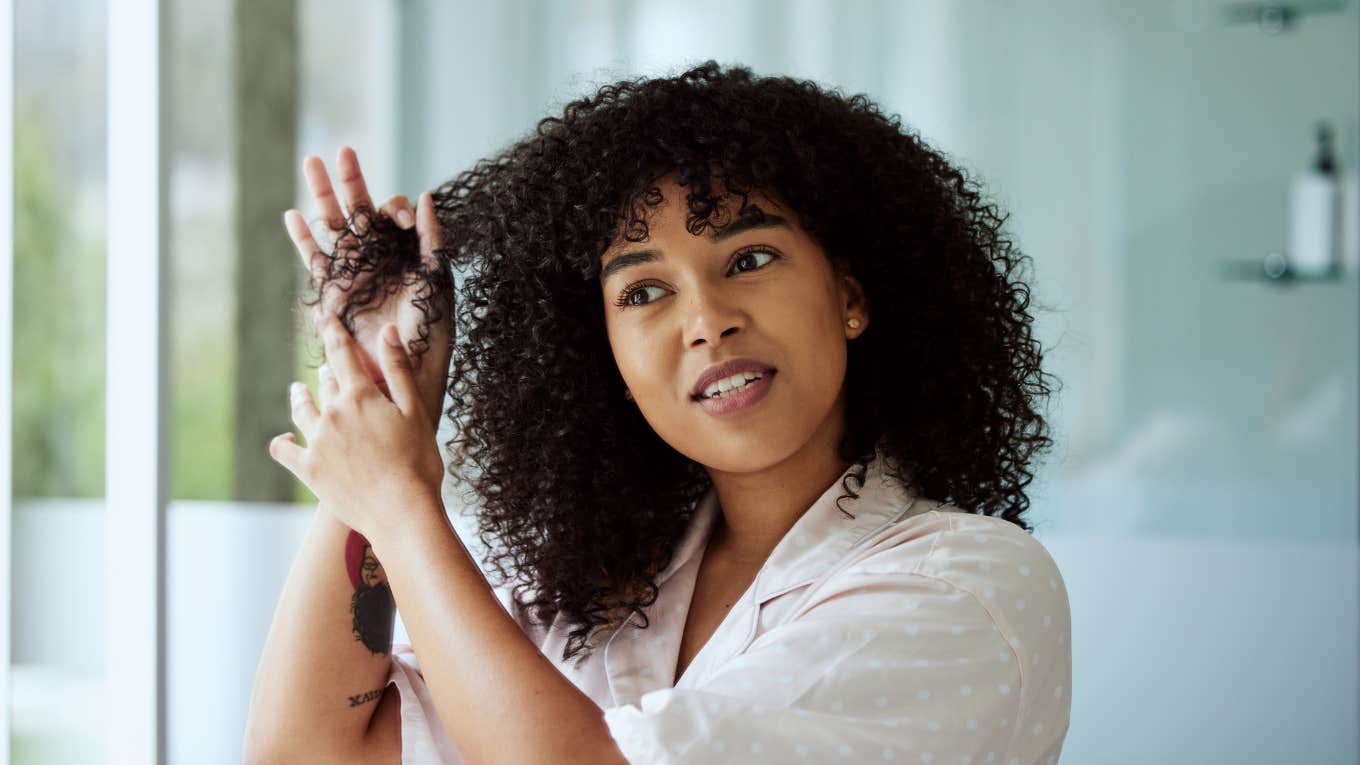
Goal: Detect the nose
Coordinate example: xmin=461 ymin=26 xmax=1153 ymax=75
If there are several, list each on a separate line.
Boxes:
xmin=682 ymin=287 xmax=746 ymax=348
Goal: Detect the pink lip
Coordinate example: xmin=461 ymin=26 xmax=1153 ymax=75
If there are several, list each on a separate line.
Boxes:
xmin=690 ymin=358 xmax=777 ymax=399
xmin=695 ymin=370 xmax=775 ymax=416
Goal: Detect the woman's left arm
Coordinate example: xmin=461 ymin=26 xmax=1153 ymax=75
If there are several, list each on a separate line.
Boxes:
xmin=269 ymin=315 xmax=630 ymax=765
xmin=375 ymin=502 xmax=629 ymax=765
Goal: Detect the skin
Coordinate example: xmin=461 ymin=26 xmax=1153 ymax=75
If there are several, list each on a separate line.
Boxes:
xmin=273 ymin=314 xmax=630 ymax=765
xmin=259 ymin=155 xmax=869 ymax=765
xmin=245 ymin=148 xmax=448 ymax=765
xmin=599 ymin=175 xmax=871 ymax=564
xmin=265 ymin=149 xmax=627 ymax=765
xmin=283 ymin=147 xmax=452 ymax=423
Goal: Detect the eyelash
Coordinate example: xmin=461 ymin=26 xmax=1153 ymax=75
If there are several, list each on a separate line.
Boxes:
xmin=613 ymin=246 xmax=782 ymax=309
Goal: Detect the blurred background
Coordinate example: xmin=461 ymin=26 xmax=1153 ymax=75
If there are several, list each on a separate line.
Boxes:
xmin=5 ymin=0 xmax=1358 ymax=763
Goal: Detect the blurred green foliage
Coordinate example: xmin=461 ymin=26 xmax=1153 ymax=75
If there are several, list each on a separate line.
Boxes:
xmin=172 ymin=338 xmax=235 ymax=500
xmin=13 ymin=100 xmax=251 ymax=501
xmin=13 ymin=103 xmax=106 ymax=498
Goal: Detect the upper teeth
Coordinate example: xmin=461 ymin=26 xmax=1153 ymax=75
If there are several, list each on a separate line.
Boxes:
xmin=702 ymin=372 xmax=764 ymax=399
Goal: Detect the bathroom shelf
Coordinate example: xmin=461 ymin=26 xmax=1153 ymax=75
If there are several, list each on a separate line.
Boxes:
xmin=1217 ymin=256 xmax=1349 ymax=285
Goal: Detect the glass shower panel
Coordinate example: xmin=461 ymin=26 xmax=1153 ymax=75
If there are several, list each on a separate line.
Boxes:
xmin=1055 ymin=0 xmax=1359 ymax=542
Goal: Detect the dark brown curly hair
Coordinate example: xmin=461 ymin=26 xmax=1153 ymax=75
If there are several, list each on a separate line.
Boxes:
xmin=313 ymin=61 xmax=1060 ymax=666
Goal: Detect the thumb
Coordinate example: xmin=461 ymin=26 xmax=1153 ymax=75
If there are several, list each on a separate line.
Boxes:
xmin=380 ymin=324 xmax=421 ymax=415
xmin=268 ymin=432 xmax=308 ymax=481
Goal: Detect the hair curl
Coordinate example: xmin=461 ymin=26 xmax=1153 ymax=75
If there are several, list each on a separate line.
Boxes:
xmin=312 ymin=61 xmax=1060 ymax=666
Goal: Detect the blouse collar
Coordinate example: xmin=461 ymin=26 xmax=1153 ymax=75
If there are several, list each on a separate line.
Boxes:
xmin=654 ymin=443 xmax=921 ymax=608
xmin=598 ymin=443 xmax=925 ymax=703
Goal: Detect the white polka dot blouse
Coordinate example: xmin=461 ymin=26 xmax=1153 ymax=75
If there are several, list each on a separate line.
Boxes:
xmin=384 ymin=446 xmax=1072 ymax=764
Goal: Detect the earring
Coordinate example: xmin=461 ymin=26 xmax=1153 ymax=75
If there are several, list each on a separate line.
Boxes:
xmin=846 ymin=317 xmax=862 ymax=330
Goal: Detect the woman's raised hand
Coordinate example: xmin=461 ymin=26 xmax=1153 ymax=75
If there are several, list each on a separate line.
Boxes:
xmin=282 ymin=146 xmax=452 ymax=428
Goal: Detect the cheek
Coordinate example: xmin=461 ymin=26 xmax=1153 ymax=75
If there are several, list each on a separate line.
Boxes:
xmin=766 ymin=291 xmax=849 ymax=396
xmin=608 ymin=321 xmax=668 ymax=394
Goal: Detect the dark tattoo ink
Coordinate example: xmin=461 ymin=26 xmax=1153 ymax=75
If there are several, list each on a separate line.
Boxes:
xmin=347 ymin=686 xmax=386 ymax=708
xmin=345 ymin=530 xmax=373 ymax=589
xmin=345 ymin=530 xmax=395 ymax=655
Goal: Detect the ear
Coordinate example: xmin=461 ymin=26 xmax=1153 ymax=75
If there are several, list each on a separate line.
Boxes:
xmin=838 ymin=269 xmax=870 ymax=339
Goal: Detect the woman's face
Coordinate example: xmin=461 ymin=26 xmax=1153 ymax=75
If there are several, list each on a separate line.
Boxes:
xmin=599 ymin=175 xmax=869 ymax=474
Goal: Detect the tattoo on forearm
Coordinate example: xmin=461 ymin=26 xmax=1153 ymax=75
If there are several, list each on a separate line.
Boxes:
xmin=345 ymin=530 xmax=395 ymax=656
xmin=347 ymin=687 xmax=386 ymax=708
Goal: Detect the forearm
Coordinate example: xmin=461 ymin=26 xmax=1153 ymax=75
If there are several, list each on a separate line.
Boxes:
xmin=372 ymin=502 xmax=630 ymax=765
xmin=243 ymin=505 xmax=396 ymax=762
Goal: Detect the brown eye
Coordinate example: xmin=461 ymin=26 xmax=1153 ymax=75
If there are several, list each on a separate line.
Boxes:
xmin=616 ymin=283 xmax=668 ymax=308
xmin=731 ymin=249 xmax=777 ymax=274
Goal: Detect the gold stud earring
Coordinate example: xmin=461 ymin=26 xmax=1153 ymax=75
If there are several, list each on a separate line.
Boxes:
xmin=846 ymin=317 xmax=862 ymax=330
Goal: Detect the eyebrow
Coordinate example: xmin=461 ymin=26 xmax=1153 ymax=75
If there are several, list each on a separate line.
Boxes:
xmin=599 ymin=213 xmax=791 ymax=283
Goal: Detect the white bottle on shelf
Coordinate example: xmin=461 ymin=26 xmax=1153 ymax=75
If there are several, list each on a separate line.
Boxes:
xmin=1288 ymin=122 xmax=1340 ymax=277
xmin=1341 ymin=170 xmax=1358 ymax=274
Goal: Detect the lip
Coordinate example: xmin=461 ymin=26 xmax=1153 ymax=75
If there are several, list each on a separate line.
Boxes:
xmin=690 ymin=358 xmax=778 ymax=400
xmin=696 ymin=370 xmax=776 ymax=416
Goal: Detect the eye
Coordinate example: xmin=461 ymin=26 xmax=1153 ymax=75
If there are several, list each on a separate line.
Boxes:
xmin=615 ymin=282 xmax=668 ymax=308
xmin=730 ymin=247 xmax=778 ymax=274
xmin=612 ymin=247 xmax=781 ymax=309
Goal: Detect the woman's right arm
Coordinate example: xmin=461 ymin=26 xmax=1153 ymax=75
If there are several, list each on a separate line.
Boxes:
xmin=242 ymin=508 xmax=402 ymax=764
xmin=244 ymin=148 xmax=452 ymax=763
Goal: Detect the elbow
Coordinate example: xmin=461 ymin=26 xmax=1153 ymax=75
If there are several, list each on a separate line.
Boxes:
xmin=240 ymin=714 xmax=276 ymax=765
xmin=241 ymin=726 xmax=316 ymax=765
xmin=243 ymin=727 xmax=374 ymax=765
xmin=241 ymin=708 xmax=291 ymax=765
xmin=241 ymin=739 xmax=281 ymax=765
xmin=242 ymin=739 xmax=329 ymax=765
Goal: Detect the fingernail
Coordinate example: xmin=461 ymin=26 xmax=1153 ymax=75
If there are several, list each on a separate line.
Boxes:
xmin=289 ymin=381 xmax=306 ymax=399
xmin=383 ymin=324 xmax=402 ymax=347
xmin=398 ymin=209 xmax=414 ymax=228
xmin=318 ymin=364 xmax=333 ymax=381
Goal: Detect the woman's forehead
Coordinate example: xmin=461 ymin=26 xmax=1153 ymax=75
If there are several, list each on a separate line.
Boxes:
xmin=602 ymin=181 xmax=796 ymax=255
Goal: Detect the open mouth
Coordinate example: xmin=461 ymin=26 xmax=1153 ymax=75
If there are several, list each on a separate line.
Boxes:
xmin=692 ymin=369 xmax=777 ymax=415
xmin=692 ymin=369 xmax=774 ymax=401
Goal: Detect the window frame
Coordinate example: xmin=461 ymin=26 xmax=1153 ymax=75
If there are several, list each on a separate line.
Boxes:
xmin=104 ymin=0 xmax=171 ymax=762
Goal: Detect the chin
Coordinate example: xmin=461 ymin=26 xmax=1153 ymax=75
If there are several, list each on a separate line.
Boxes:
xmin=641 ymin=391 xmax=833 ymax=474
xmin=684 ymin=430 xmax=811 ymax=475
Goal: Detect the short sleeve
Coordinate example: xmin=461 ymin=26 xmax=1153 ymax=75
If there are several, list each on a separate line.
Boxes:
xmin=602 ymin=524 xmax=1071 ymax=765
xmin=385 ymin=578 xmax=545 ymax=765
xmin=386 ymin=643 xmax=464 ymax=764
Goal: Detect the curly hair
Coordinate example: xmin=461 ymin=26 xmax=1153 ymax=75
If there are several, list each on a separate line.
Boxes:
xmin=312 ymin=61 xmax=1059 ymax=666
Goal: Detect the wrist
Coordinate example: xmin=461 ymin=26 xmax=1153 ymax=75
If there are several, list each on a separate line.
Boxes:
xmin=366 ymin=488 xmax=449 ymax=561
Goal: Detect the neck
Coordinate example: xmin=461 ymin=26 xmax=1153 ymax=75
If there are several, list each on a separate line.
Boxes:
xmin=703 ymin=396 xmax=853 ymax=566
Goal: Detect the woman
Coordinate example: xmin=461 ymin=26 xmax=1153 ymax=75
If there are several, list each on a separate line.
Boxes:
xmin=244 ymin=62 xmax=1071 ymax=765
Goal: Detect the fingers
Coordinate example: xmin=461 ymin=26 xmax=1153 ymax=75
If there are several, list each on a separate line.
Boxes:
xmin=303 ymin=155 xmax=347 ymax=235
xmin=283 ymin=208 xmax=329 ymax=282
xmin=304 ymin=148 xmax=399 ymax=249
xmin=321 ymin=315 xmax=372 ymax=391
xmin=415 ymin=191 xmax=443 ymax=270
xmin=268 ymin=432 xmax=306 ymax=477
xmin=318 ymin=363 xmax=338 ymax=401
xmin=289 ymin=381 xmax=319 ymax=437
xmin=380 ymin=194 xmax=415 ymax=229
xmin=378 ymin=324 xmax=421 ymax=415
xmin=336 ymin=146 xmax=375 ymax=222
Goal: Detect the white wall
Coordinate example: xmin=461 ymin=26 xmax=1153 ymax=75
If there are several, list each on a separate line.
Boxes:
xmin=12 ymin=501 xmax=312 ymax=764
